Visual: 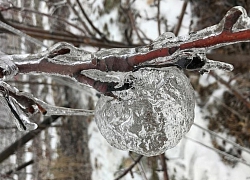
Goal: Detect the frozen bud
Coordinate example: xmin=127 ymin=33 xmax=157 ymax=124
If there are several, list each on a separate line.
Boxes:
xmin=95 ymin=67 xmax=195 ymax=156
xmin=0 ymin=55 xmax=18 ymax=80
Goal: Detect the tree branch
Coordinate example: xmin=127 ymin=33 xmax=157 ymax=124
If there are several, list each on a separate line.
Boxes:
xmin=0 ymin=6 xmax=249 ymax=121
xmin=0 ymin=116 xmax=60 ymax=164
xmin=210 ymin=71 xmax=250 ymax=110
xmin=114 ymin=155 xmax=143 ymax=180
xmin=174 ymin=0 xmax=188 ymax=36
xmin=4 ymin=159 xmax=34 ymax=176
xmin=4 ymin=7 xmax=248 ymax=91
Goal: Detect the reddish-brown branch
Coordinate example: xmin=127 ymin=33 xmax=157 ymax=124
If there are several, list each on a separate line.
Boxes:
xmin=180 ymin=30 xmax=250 ymax=50
xmin=13 ymin=29 xmax=250 ymax=93
xmin=2 ymin=7 xmax=250 ymax=95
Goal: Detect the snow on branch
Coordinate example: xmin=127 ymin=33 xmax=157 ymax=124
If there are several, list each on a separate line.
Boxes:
xmin=0 ymin=6 xmax=249 ymax=155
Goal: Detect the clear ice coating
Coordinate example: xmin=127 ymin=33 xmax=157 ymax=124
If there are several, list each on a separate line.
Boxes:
xmin=95 ymin=67 xmax=195 ymax=156
xmin=2 ymin=6 xmax=250 ymax=134
xmin=0 ymin=55 xmax=19 ymax=80
xmin=0 ymin=80 xmax=94 ymax=131
xmin=7 ymin=96 xmax=38 ymax=131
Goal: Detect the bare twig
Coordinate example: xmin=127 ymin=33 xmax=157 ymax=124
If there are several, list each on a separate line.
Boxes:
xmin=156 ymin=0 xmax=161 ymax=36
xmin=2 ymin=19 xmax=140 ymax=48
xmin=129 ymin=153 xmax=148 ymax=180
xmin=123 ymin=3 xmax=145 ymax=44
xmin=75 ymin=0 xmax=109 ymax=42
xmin=0 ymin=115 xmax=60 ymax=164
xmin=185 ymin=136 xmax=250 ymax=167
xmin=210 ymin=71 xmax=250 ymax=111
xmin=3 ymin=6 xmax=87 ymax=34
xmin=67 ymin=0 xmax=93 ymax=36
xmin=193 ymin=123 xmax=250 ymax=154
xmin=160 ymin=153 xmax=169 ymax=180
xmin=0 ymin=125 xmax=63 ymax=130
xmin=0 ymin=20 xmax=47 ymax=48
xmin=114 ymin=155 xmax=143 ymax=180
xmin=5 ymin=159 xmax=34 ymax=175
xmin=174 ymin=0 xmax=188 ymax=36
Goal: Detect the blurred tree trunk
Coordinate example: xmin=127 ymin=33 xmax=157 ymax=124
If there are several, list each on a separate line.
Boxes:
xmin=57 ymin=87 xmax=93 ymax=180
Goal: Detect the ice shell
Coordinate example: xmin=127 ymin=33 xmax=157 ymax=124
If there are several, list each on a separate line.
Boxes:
xmin=95 ymin=67 xmax=195 ymax=156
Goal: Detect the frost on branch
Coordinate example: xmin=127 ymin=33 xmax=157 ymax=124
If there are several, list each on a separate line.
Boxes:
xmin=0 ymin=55 xmax=18 ymax=80
xmin=1 ymin=6 xmax=250 ymax=155
xmin=95 ymin=67 xmax=195 ymax=156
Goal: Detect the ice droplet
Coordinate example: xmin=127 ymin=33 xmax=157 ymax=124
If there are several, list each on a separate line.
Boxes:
xmin=95 ymin=67 xmax=195 ymax=156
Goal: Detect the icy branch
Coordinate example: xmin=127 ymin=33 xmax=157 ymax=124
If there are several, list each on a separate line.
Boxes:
xmin=5 ymin=6 xmax=250 ymax=93
xmin=0 ymin=6 xmax=250 ymax=155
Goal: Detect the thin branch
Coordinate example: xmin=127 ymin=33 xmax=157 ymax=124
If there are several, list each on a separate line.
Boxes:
xmin=114 ymin=155 xmax=143 ymax=180
xmin=185 ymin=136 xmax=250 ymax=167
xmin=174 ymin=0 xmax=188 ymax=36
xmin=3 ymin=21 xmax=139 ymax=48
xmin=75 ymin=0 xmax=109 ymax=42
xmin=0 ymin=125 xmax=63 ymax=130
xmin=3 ymin=6 xmax=87 ymax=34
xmin=67 ymin=0 xmax=93 ymax=36
xmin=0 ymin=115 xmax=60 ymax=164
xmin=129 ymin=153 xmax=148 ymax=180
xmin=210 ymin=71 xmax=250 ymax=110
xmin=193 ymin=123 xmax=250 ymax=155
xmin=123 ymin=3 xmax=145 ymax=44
xmin=0 ymin=20 xmax=47 ymax=48
xmin=160 ymin=153 xmax=169 ymax=180
xmin=156 ymin=0 xmax=161 ymax=36
xmin=5 ymin=159 xmax=34 ymax=175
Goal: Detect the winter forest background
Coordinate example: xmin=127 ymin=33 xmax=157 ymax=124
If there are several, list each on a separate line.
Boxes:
xmin=0 ymin=0 xmax=250 ymax=180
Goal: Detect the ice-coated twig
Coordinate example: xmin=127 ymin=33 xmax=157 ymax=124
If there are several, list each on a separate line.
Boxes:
xmin=0 ymin=55 xmax=19 ymax=80
xmin=5 ymin=6 xmax=250 ymax=92
xmin=0 ymin=81 xmax=94 ymax=131
xmin=0 ymin=6 xmax=250 ymax=131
